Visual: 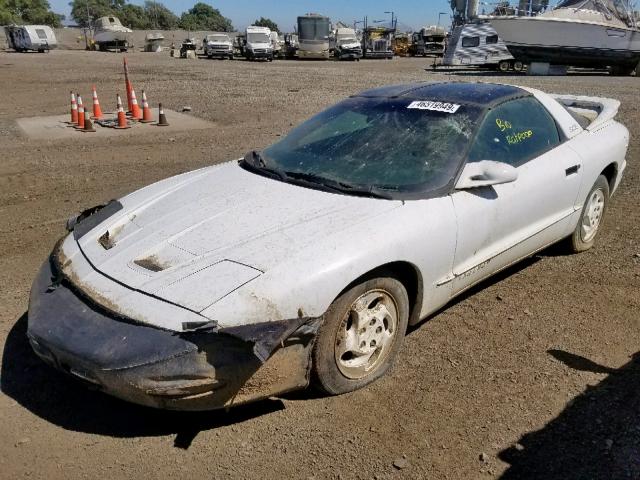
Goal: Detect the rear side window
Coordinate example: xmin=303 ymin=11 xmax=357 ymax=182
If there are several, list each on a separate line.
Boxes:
xmin=36 ymin=29 xmax=47 ymax=40
xmin=467 ymin=97 xmax=561 ymax=166
xmin=462 ymin=36 xmax=480 ymax=47
xmin=486 ymin=35 xmax=499 ymax=44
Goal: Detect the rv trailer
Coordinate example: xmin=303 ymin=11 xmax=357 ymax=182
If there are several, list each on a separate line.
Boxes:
xmin=442 ymin=21 xmax=517 ymax=70
xmin=4 ymin=25 xmax=57 ymax=52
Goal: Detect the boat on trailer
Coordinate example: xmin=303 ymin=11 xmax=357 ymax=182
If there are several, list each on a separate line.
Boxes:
xmin=490 ymin=0 xmax=640 ymax=75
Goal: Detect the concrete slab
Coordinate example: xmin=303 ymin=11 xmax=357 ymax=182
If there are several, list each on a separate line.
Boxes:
xmin=16 ymin=109 xmax=214 ymax=140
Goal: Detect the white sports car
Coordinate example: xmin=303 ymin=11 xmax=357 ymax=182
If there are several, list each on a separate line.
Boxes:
xmin=28 ymin=82 xmax=628 ymax=410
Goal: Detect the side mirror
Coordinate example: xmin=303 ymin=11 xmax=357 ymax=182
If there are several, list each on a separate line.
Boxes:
xmin=455 ymin=160 xmax=518 ymax=190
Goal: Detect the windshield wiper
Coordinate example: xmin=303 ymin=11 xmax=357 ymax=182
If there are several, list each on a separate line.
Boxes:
xmin=242 ymin=151 xmax=285 ymax=180
xmin=283 ymin=171 xmax=393 ymax=200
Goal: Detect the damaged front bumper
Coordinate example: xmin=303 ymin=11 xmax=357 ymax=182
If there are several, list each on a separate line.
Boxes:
xmin=27 ymin=256 xmax=320 ymax=411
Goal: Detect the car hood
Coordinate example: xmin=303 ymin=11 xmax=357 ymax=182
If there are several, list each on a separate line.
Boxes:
xmin=339 ymin=41 xmax=361 ymax=49
xmin=74 ymin=161 xmax=400 ymax=313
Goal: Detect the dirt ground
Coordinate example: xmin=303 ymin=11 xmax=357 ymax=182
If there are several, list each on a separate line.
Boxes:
xmin=0 ymin=50 xmax=639 ymax=480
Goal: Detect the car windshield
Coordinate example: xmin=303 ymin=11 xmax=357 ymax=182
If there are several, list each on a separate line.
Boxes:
xmin=247 ymin=33 xmax=269 ymax=43
xmin=258 ymin=97 xmax=481 ymax=195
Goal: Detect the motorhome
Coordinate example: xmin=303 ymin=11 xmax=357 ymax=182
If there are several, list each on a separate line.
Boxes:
xmin=4 ymin=25 xmax=57 ymax=52
xmin=331 ymin=27 xmax=362 ymax=60
xmin=244 ymin=25 xmax=273 ymax=61
xmin=297 ymin=14 xmax=331 ymax=59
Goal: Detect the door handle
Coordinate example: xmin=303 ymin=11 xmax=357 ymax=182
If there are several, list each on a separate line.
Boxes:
xmin=565 ymin=165 xmax=580 ymax=176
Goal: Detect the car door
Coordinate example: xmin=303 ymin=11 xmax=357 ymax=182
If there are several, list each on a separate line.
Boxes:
xmin=449 ymin=96 xmax=583 ymax=294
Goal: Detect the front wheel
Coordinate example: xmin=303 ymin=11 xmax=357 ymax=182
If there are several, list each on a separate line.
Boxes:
xmin=568 ymin=175 xmax=609 ymax=252
xmin=312 ymin=276 xmax=409 ymax=395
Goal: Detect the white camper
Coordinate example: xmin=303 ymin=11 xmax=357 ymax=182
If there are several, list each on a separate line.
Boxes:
xmin=442 ymin=21 xmax=517 ymax=71
xmin=4 ymin=25 xmax=57 ymax=52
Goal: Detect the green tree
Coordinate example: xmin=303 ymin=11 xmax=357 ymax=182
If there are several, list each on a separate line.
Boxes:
xmin=1 ymin=0 xmax=63 ymax=26
xmin=144 ymin=0 xmax=178 ymax=29
xmin=253 ymin=16 xmax=278 ymax=32
xmin=119 ymin=3 xmax=148 ymax=28
xmin=69 ymin=0 xmax=124 ymax=27
xmin=178 ymin=2 xmax=232 ymax=31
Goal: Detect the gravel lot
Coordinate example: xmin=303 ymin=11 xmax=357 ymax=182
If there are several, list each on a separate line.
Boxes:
xmin=0 ymin=50 xmax=639 ymax=479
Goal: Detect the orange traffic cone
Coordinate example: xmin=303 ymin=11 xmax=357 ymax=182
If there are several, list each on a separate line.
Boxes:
xmin=114 ymin=94 xmax=131 ymax=129
xmin=123 ymin=57 xmax=133 ymax=113
xmin=129 ymin=88 xmax=142 ymax=120
xmin=69 ymin=91 xmax=78 ymax=124
xmin=81 ymin=115 xmax=96 ymax=133
xmin=91 ymin=85 xmax=104 ymax=119
xmin=76 ymin=94 xmax=85 ymax=129
xmin=157 ymin=103 xmax=169 ymax=126
xmin=140 ymin=90 xmax=153 ymax=123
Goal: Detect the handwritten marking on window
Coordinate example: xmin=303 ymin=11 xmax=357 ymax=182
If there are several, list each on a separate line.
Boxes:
xmin=495 ymin=118 xmax=512 ymax=131
xmin=506 ymin=130 xmax=533 ymax=145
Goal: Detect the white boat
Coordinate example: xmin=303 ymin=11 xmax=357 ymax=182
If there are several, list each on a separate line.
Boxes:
xmin=93 ymin=16 xmax=132 ymax=51
xmin=490 ymin=0 xmax=640 ymax=74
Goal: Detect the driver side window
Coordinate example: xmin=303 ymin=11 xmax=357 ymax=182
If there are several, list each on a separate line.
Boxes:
xmin=467 ymin=97 xmax=560 ymax=166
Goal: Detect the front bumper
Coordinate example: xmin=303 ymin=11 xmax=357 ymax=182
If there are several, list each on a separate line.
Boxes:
xmin=364 ymin=51 xmax=394 ymax=59
xmin=27 ymin=257 xmax=320 ymax=411
xmin=247 ymin=50 xmax=272 ymax=59
xmin=206 ymin=49 xmax=232 ymax=58
xmin=337 ymin=49 xmax=362 ymax=60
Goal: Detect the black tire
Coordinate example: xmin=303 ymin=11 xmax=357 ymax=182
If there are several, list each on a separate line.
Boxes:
xmin=498 ymin=60 xmax=510 ymax=72
xmin=568 ymin=175 xmax=609 ymax=253
xmin=312 ymin=276 xmax=409 ymax=395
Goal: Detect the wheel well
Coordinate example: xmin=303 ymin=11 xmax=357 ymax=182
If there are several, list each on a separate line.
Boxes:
xmin=343 ymin=262 xmax=423 ymax=326
xmin=601 ymin=163 xmax=618 ymax=191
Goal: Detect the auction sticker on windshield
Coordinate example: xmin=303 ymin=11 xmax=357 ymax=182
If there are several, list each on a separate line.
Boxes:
xmin=407 ymin=100 xmax=461 ymax=113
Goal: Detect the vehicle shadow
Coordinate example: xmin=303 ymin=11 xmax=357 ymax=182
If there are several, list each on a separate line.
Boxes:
xmin=1 ymin=313 xmax=284 ymax=449
xmin=499 ymin=349 xmax=640 ymax=479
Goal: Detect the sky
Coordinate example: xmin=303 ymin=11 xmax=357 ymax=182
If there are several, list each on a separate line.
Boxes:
xmin=49 ymin=0 xmax=455 ymax=31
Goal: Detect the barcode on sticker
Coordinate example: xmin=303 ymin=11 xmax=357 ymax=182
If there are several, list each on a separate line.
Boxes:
xmin=407 ymin=100 xmax=461 ymax=113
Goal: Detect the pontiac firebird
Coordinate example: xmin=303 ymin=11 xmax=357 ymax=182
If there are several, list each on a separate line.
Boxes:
xmin=27 ymin=82 xmax=628 ymax=410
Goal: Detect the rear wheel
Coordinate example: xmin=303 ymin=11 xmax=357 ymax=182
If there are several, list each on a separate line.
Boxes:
xmin=498 ymin=60 xmax=511 ymax=72
xmin=312 ymin=276 xmax=409 ymax=395
xmin=513 ymin=61 xmax=524 ymax=72
xmin=568 ymin=175 xmax=609 ymax=252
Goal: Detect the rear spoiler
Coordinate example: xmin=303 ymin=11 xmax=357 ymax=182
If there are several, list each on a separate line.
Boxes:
xmin=551 ymin=94 xmax=621 ymax=132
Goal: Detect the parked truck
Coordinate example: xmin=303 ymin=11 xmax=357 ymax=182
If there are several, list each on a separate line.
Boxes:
xmin=362 ymin=26 xmax=395 ymax=59
xmin=409 ymin=26 xmax=447 ymax=57
xmin=331 ymin=27 xmax=362 ymax=60
xmin=203 ymin=33 xmax=234 ymax=59
xmin=244 ymin=25 xmax=273 ymax=61
xmin=297 ymin=13 xmax=331 ymax=59
xmin=4 ymin=25 xmax=57 ymax=52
